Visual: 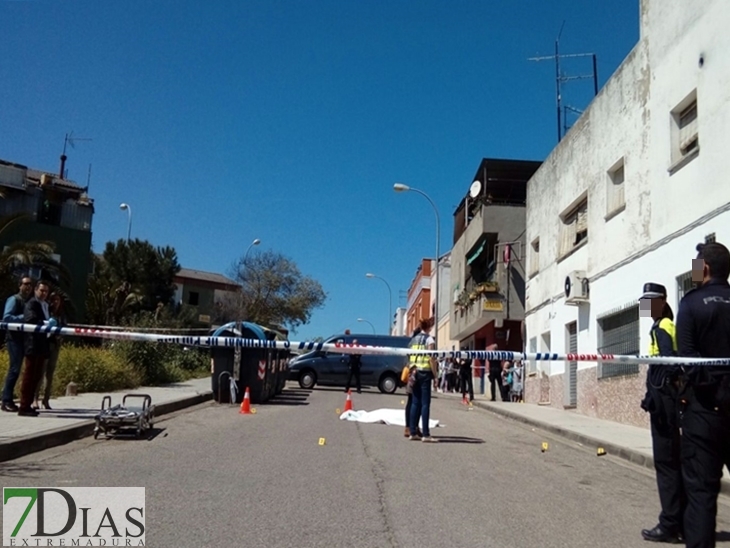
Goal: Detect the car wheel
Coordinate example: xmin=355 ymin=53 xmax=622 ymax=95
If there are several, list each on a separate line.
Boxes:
xmin=299 ymin=369 xmax=317 ymax=389
xmin=379 ymin=373 xmax=398 ymax=394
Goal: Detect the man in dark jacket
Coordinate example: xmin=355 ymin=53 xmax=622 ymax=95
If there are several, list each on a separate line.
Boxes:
xmin=676 ymin=242 xmax=730 ymax=547
xmin=18 ymin=280 xmax=53 ymax=416
xmin=487 ymin=343 xmax=503 ymax=401
xmin=345 ymin=339 xmax=362 ymax=394
xmin=1 ymin=276 xmax=33 ymax=412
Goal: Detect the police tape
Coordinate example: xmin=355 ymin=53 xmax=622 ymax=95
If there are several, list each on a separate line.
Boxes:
xmin=2 ymin=322 xmax=730 ymax=367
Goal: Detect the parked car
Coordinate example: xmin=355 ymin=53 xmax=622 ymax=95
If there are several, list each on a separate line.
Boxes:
xmin=288 ymin=333 xmax=411 ymax=393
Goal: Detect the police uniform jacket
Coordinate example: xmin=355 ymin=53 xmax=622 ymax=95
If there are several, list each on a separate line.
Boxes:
xmin=676 ymin=278 xmax=730 ymax=384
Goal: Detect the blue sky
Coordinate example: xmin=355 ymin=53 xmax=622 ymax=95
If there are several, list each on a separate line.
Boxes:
xmin=0 ymin=0 xmax=639 ymax=341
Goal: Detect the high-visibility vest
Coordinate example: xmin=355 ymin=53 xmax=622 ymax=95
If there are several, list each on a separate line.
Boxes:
xmin=408 ymin=333 xmax=432 ymax=370
xmin=649 ymin=317 xmax=677 ymax=357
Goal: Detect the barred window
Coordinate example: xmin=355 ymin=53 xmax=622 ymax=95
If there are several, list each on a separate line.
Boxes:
xmin=597 ymin=304 xmax=640 ymax=379
xmin=677 ymin=271 xmax=694 ymax=303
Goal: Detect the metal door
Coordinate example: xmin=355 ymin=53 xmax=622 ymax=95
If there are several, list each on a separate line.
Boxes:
xmin=564 ymin=322 xmax=577 ymax=407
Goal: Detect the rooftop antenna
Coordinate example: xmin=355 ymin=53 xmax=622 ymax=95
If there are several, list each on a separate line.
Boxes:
xmin=85 ymin=163 xmax=92 ymax=192
xmin=60 ymin=131 xmax=92 ymax=178
xmin=528 ymin=21 xmax=598 ymax=142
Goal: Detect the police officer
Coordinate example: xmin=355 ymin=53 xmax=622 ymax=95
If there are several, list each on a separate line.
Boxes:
xmin=638 ymin=283 xmax=685 ymax=544
xmin=676 ymin=242 xmax=730 ymax=548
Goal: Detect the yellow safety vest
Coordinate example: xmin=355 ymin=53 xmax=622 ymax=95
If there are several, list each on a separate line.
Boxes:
xmin=648 ymin=317 xmax=677 ymax=357
xmin=409 ymin=334 xmax=433 ymax=370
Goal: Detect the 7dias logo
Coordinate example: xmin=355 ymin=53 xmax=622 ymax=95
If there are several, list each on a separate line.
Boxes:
xmin=3 ymin=487 xmax=145 ymax=547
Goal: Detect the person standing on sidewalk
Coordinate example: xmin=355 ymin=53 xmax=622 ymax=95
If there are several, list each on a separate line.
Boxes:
xmin=408 ymin=317 xmax=438 ymax=442
xmin=1 ymin=276 xmax=33 ymax=412
xmin=487 ymin=343 xmax=503 ymax=402
xmin=638 ymin=282 xmax=685 ymax=544
xmin=459 ymin=355 xmax=474 ymax=403
xmin=18 ymin=280 xmax=53 ymax=416
xmin=33 ymin=291 xmax=66 ymax=410
xmin=676 ymin=242 xmax=730 ymax=548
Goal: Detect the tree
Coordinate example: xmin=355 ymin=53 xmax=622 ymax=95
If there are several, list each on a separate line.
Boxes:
xmin=86 ymin=239 xmax=181 ymax=325
xmin=226 ymin=250 xmax=326 ymax=331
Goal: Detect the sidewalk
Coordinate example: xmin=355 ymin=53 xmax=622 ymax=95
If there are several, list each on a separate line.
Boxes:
xmin=0 ymin=377 xmax=213 ymax=462
xmin=434 ymin=389 xmax=730 ymax=495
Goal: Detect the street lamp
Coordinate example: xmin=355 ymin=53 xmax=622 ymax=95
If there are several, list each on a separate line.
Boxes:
xmin=365 ymin=273 xmax=392 ymax=335
xmin=357 ymin=318 xmax=376 ymax=334
xmin=119 ymin=203 xmax=132 ymax=242
xmin=393 ymin=183 xmax=440 ymax=348
xmin=244 ymin=238 xmax=261 ymax=264
xmin=238 ymin=239 xmax=261 ymax=322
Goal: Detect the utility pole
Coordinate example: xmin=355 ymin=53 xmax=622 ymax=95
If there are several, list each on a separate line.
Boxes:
xmin=528 ymin=21 xmax=598 ymax=142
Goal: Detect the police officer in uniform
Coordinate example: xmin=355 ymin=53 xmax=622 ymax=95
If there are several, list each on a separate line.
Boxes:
xmin=676 ymin=242 xmax=730 ymax=548
xmin=639 ymin=283 xmax=685 ymax=544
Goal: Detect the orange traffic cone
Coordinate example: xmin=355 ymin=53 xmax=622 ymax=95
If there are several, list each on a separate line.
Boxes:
xmin=344 ymin=389 xmax=353 ymax=412
xmin=240 ymin=387 xmax=251 ymax=414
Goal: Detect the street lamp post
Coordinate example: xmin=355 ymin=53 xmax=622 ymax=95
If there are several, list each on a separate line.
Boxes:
xmin=244 ymin=238 xmax=261 ymax=264
xmin=239 ymin=239 xmax=261 ymax=320
xmin=393 ymin=183 xmax=440 ymax=348
xmin=357 ymin=318 xmax=376 ymax=334
xmin=365 ymin=273 xmax=392 ymax=335
xmin=119 ymin=203 xmax=132 ymax=242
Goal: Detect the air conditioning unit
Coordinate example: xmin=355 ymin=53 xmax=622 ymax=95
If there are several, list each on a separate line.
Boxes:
xmin=40 ymin=173 xmax=54 ymax=186
xmin=564 ymin=270 xmax=589 ymax=305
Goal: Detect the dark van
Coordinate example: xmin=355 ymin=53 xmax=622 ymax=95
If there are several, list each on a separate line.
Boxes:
xmin=288 ymin=333 xmax=411 ymax=393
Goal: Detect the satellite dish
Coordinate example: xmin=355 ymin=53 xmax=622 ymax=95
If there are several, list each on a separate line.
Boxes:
xmin=469 ymin=180 xmax=482 ymax=198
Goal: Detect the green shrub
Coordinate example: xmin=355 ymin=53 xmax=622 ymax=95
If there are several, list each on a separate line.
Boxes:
xmin=0 ymin=340 xmax=209 ymax=399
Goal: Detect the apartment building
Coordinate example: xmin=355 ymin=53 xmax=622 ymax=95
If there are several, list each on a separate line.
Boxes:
xmin=0 ymin=159 xmax=94 ymax=320
xmin=450 ymin=158 xmax=541 ymax=385
xmin=524 ymin=0 xmax=730 ymax=426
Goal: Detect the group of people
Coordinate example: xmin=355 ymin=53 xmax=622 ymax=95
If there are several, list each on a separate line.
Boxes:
xmin=639 ymin=241 xmax=730 ymax=548
xmin=1 ymin=276 xmax=66 ymax=416
xmin=435 ymin=353 xmax=523 ymax=403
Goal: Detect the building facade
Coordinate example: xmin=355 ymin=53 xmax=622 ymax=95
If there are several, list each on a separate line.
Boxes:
xmin=524 ymin=0 xmax=730 ymax=426
xmin=173 ymin=268 xmax=241 ymax=328
xmin=450 ymin=158 xmax=541 ymax=385
xmin=0 ymin=159 xmax=94 ymax=321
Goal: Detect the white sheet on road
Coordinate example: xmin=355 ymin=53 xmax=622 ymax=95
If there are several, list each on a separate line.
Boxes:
xmin=339 ymin=408 xmax=442 ymax=429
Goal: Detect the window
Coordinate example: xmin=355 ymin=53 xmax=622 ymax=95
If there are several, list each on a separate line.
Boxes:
xmin=527 ymin=336 xmax=537 ymax=374
xmin=529 ymin=238 xmax=540 ymax=276
xmin=597 ymin=304 xmax=640 ymax=379
xmin=677 ymin=270 xmax=695 ymax=303
xmin=606 ymin=158 xmax=625 ymax=218
xmin=559 ymin=197 xmax=588 ymax=258
xmin=669 ymin=91 xmax=699 ymax=172
xmin=188 ymin=291 xmax=199 ymax=306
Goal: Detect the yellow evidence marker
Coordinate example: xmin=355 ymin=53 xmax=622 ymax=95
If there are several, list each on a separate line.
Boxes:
xmin=336 ymin=408 xmax=341 ymax=414
xmin=541 ymin=442 xmax=549 ymax=452
xmin=401 ymin=400 xmax=405 ymax=405
xmin=319 ymin=438 xmax=326 ymax=446
xmin=597 ymin=447 xmax=606 ymax=456
xmin=251 ymin=408 xmax=257 ymax=414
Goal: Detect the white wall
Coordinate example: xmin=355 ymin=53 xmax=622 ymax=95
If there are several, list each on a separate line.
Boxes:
xmin=525 ymin=0 xmax=730 ymax=373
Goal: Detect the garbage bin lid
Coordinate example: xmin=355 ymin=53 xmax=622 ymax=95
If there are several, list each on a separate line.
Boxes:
xmin=211 ymin=321 xmax=266 ymax=340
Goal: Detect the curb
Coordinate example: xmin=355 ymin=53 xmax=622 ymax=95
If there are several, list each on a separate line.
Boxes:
xmin=0 ymin=390 xmax=213 ymax=463
xmin=471 ymin=399 xmax=730 ymax=496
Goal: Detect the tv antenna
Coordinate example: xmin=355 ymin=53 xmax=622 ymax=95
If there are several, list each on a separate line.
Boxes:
xmin=528 ymin=21 xmax=598 ymax=142
xmin=59 ymin=131 xmax=93 ymax=178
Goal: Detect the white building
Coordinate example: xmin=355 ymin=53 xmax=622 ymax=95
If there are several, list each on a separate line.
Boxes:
xmin=524 ymin=0 xmax=730 ymax=427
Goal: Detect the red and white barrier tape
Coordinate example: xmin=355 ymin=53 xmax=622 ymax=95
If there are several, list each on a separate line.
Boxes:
xmin=2 ymin=322 xmax=729 ymax=366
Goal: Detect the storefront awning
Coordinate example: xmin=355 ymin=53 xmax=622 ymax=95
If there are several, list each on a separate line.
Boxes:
xmin=466 ymin=241 xmax=486 ymax=265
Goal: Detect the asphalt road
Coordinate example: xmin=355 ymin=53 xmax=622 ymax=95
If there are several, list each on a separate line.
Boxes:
xmin=3 ymin=384 xmax=730 ymax=548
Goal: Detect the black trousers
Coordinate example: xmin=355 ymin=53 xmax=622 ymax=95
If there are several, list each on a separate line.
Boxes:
xmin=680 ymin=388 xmax=730 ymax=548
xmin=488 ymin=370 xmax=502 ymax=401
xmin=460 ymin=368 xmax=473 ymax=401
xmin=647 ymin=386 xmax=686 ymax=536
xmin=345 ymin=366 xmax=361 ymax=392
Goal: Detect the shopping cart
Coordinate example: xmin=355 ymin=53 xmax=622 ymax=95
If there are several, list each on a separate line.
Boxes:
xmin=93 ymin=394 xmax=155 ymax=439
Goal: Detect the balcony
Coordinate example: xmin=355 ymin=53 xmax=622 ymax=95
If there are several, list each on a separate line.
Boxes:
xmin=451 ymin=281 xmax=506 ymax=340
